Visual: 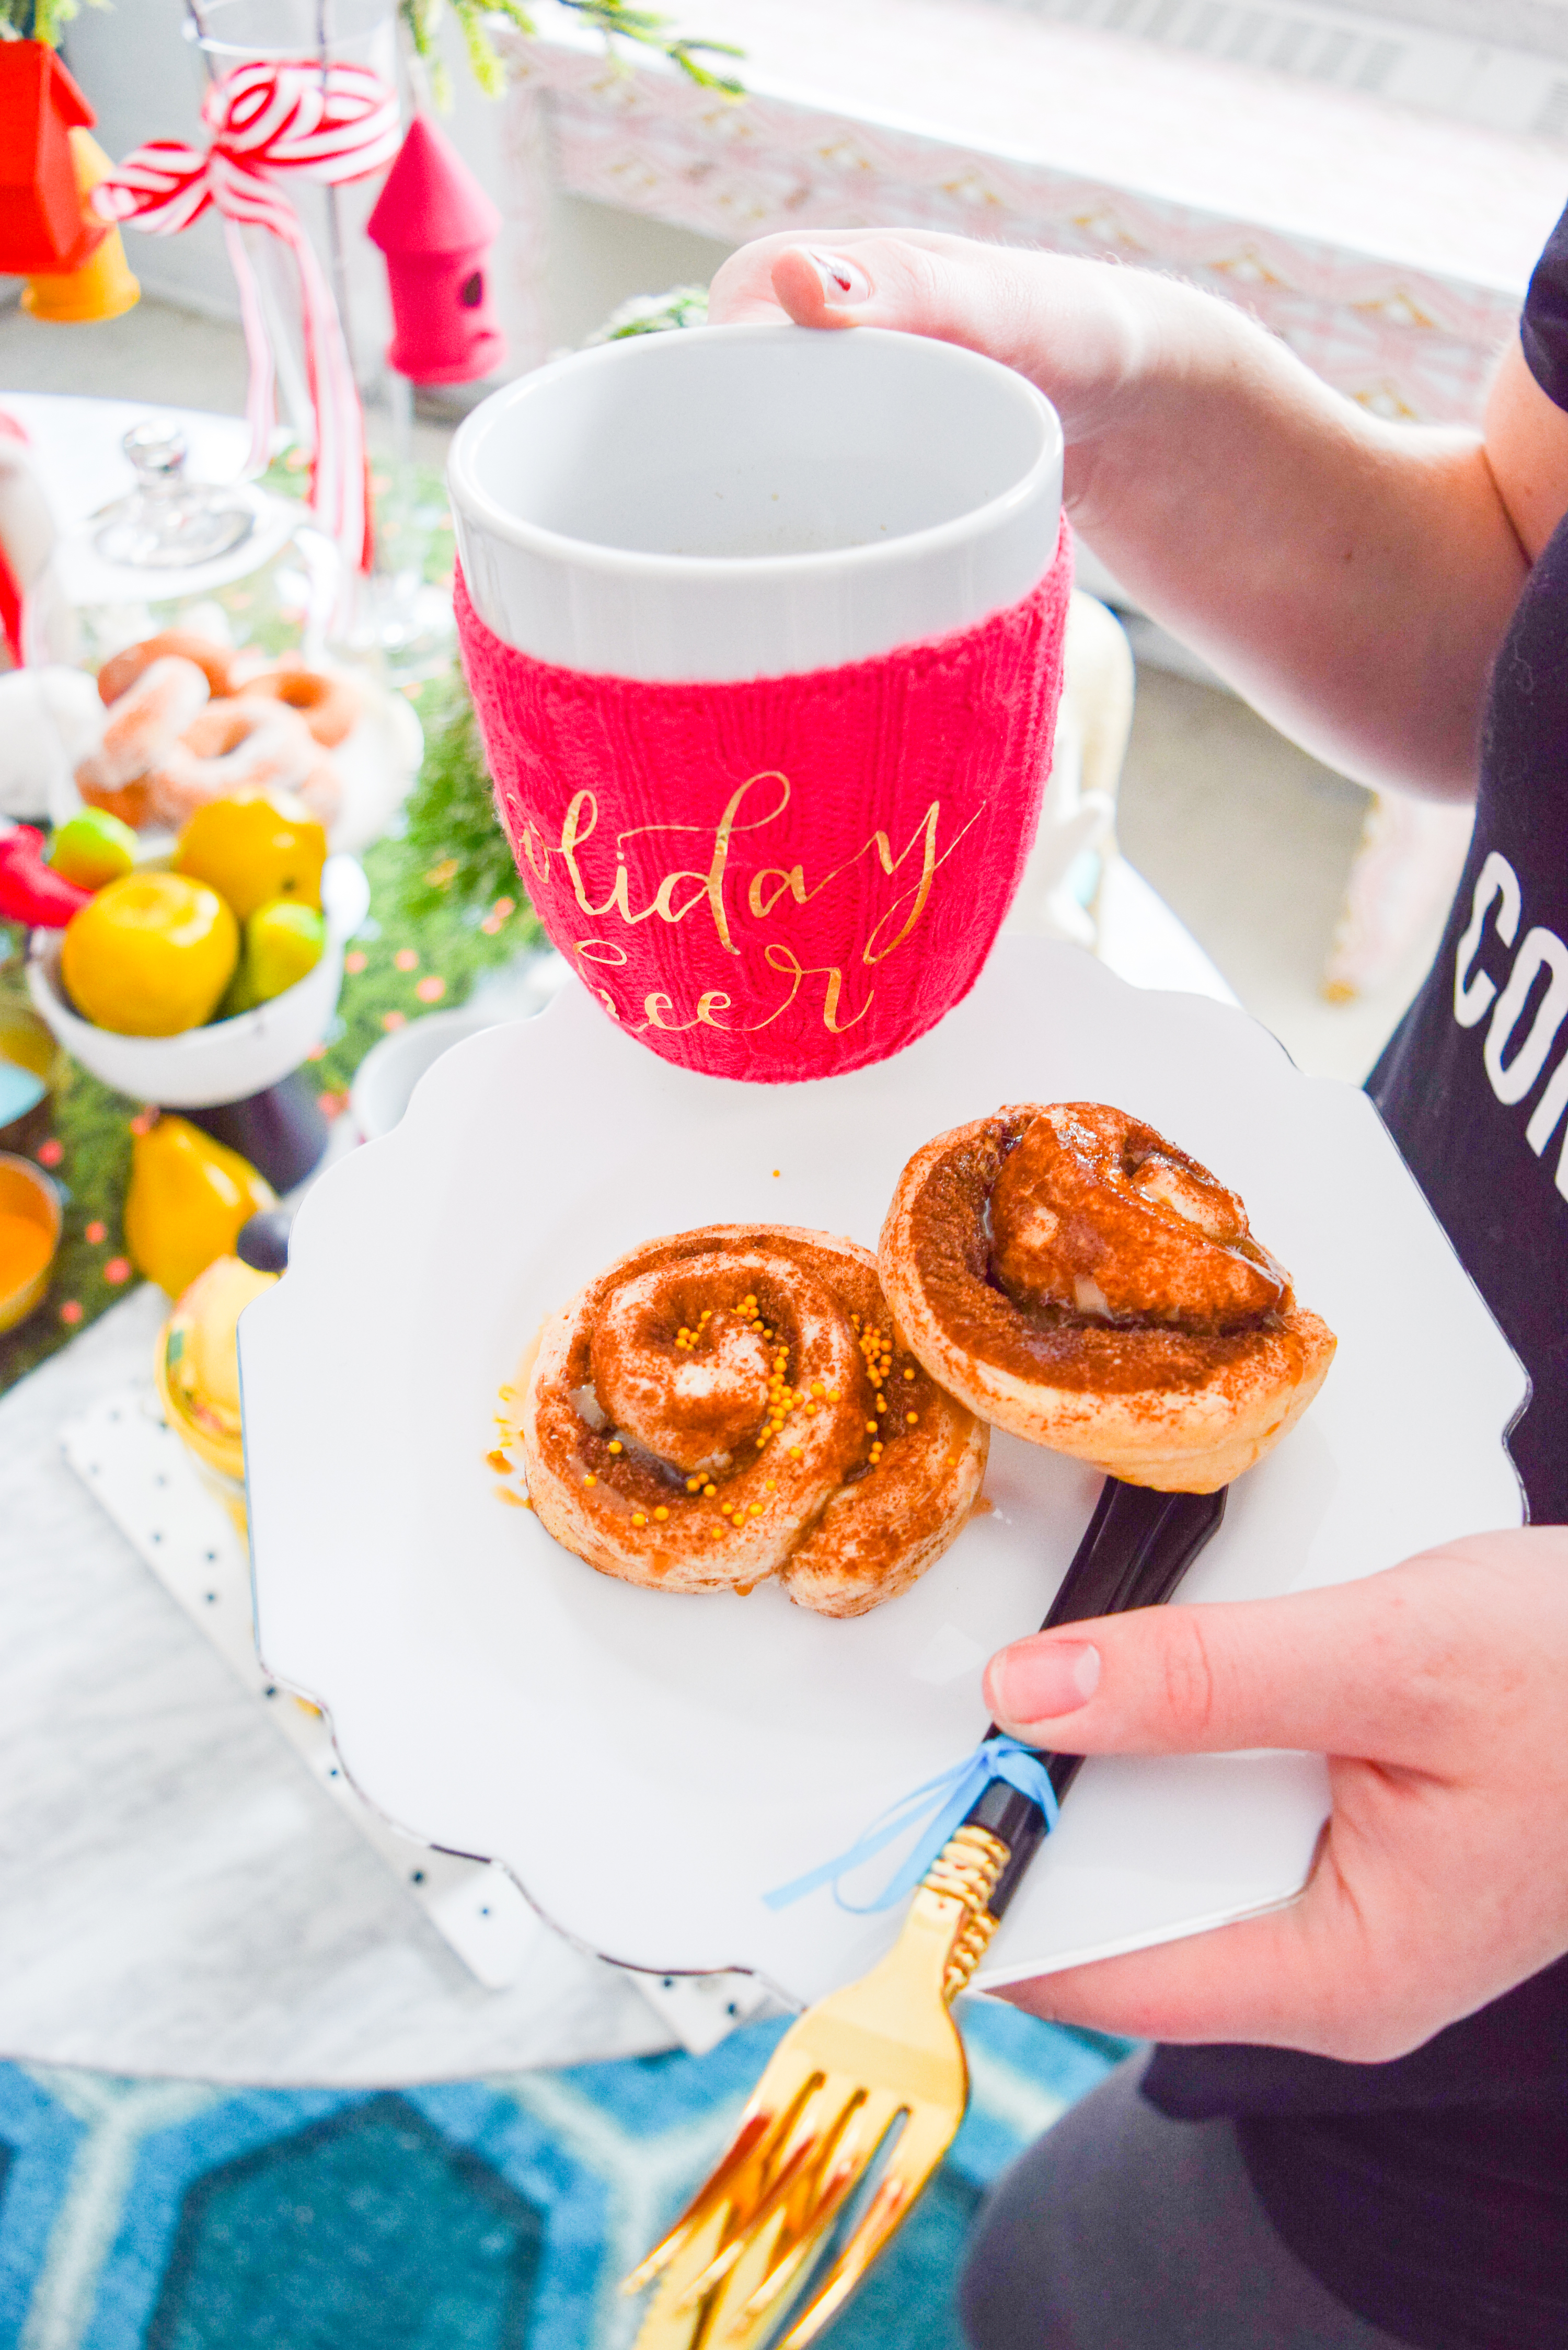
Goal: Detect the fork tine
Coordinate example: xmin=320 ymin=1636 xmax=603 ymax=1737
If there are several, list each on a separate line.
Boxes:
xmin=672 ymin=2111 xmax=839 ymax=2310
xmin=630 ymin=2201 xmax=735 ymax=2350
xmin=779 ymin=2173 xmax=912 ymax=2350
xmin=627 ymin=2071 xmax=822 ymax=2297
xmin=773 ymin=2105 xmax=961 ymax=2350
xmin=639 ymin=2168 xmax=817 ymax=2350
xmin=682 ymin=2081 xmax=889 ymax=2321
xmin=626 ymin=2107 xmax=781 ymax=2294
xmin=697 ymin=2091 xmax=905 ymax=2350
xmin=686 ymin=2096 xmax=907 ymax=2350
xmin=718 ymin=2095 xmax=906 ymax=2346
xmin=631 ymin=2061 xmax=870 ymax=2349
xmin=625 ymin=2096 xmax=799 ymax=2294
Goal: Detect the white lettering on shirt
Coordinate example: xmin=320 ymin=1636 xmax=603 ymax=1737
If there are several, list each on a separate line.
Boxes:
xmin=1526 ymin=1052 xmax=1568 ymax=1183
xmin=1454 ymin=851 xmax=1522 ymax=1028
xmin=1484 ymin=927 xmax=1568 ymax=1106
xmin=1455 ymin=850 xmax=1568 ymax=1202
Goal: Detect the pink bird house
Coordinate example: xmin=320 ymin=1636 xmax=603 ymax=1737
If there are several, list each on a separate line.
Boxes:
xmin=366 ymin=115 xmax=506 ymax=385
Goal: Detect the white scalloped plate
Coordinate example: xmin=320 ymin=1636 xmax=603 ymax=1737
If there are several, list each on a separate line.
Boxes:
xmin=240 ymin=939 xmax=1525 ymax=2007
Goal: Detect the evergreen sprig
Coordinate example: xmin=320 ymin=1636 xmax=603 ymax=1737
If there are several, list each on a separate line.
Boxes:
xmin=0 ymin=0 xmax=107 ymax=47
xmin=383 ymin=672 xmax=526 ymax=931
xmin=399 ymin=0 xmax=743 ymax=103
xmin=584 ymin=281 xmax=709 ymax=340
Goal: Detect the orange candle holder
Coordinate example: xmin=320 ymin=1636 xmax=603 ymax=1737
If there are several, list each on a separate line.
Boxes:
xmin=0 ymin=1150 xmax=62 ymax=1334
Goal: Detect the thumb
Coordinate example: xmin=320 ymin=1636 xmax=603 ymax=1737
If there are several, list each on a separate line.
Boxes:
xmin=707 ymin=231 xmax=1046 ymax=371
xmin=983 ymin=1552 xmax=1495 ymax=1768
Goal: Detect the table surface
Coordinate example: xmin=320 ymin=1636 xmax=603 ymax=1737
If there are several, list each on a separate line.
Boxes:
xmin=0 ymin=390 xmax=1238 ymax=2084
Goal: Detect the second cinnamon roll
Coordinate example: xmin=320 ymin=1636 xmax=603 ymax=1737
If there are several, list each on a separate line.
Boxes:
xmin=879 ymin=1103 xmax=1335 ymax=1492
xmin=510 ymin=1225 xmax=988 ymax=1617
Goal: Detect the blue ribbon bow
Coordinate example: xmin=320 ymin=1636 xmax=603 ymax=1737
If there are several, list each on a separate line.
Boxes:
xmin=763 ymin=1736 xmax=1060 ymax=1915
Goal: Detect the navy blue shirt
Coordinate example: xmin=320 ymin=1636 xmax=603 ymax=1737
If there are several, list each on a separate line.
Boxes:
xmin=1143 ymin=215 xmax=1568 ymax=2349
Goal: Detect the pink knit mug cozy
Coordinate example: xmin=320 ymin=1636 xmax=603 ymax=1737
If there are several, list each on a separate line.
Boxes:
xmin=449 ymin=324 xmax=1070 ymax=1082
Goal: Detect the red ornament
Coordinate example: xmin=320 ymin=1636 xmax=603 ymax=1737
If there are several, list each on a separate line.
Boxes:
xmin=0 ymin=43 xmax=107 ymax=277
xmin=0 ymin=412 xmax=27 ymax=667
xmin=0 ymin=826 xmax=92 ymax=931
xmin=366 ymin=115 xmax=506 ymax=386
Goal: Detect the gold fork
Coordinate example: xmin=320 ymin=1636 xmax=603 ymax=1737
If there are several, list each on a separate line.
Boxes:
xmin=625 ymin=1819 xmax=1009 ymax=2350
xmin=625 ymin=1479 xmax=1227 ymax=2350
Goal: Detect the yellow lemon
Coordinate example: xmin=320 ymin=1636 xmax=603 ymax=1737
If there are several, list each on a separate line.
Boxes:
xmin=124 ymin=1118 xmax=275 ymax=1299
xmin=175 ymin=792 xmax=327 ymax=926
xmin=61 ymin=872 xmax=238 ymax=1037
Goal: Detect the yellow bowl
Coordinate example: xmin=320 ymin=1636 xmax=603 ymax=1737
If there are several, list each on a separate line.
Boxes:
xmin=0 ymin=1153 xmax=63 ymax=1334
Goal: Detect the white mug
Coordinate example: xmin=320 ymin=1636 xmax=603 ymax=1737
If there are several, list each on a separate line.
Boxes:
xmin=447 ymin=322 xmax=1063 ymax=682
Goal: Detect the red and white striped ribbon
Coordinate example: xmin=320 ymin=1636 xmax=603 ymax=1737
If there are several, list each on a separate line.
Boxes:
xmin=94 ymin=61 xmax=401 ymax=573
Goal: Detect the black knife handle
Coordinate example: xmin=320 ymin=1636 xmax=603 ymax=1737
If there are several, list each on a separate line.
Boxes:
xmin=962 ymin=1480 xmax=1227 ymax=1918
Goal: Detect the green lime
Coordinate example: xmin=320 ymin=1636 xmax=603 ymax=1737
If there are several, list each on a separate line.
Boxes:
xmin=221 ymin=896 xmax=326 ymax=1016
xmin=49 ymin=808 xmax=138 ymax=891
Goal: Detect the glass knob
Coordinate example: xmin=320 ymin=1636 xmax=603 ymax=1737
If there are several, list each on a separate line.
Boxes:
xmin=92 ymin=414 xmax=257 ymax=571
xmin=121 ymin=420 xmax=190 ymax=484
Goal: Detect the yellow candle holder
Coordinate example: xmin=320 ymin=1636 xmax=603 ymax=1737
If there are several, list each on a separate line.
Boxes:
xmin=154 ymin=1254 xmax=278 ymax=1538
xmin=0 ymin=1151 xmax=62 ymax=1333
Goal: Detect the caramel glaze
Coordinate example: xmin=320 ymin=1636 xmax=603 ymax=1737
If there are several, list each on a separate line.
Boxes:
xmin=519 ymin=1225 xmax=988 ymax=1616
xmin=907 ymin=1107 xmax=1307 ymax=1396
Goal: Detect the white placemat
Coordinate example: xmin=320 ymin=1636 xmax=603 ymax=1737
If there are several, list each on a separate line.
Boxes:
xmin=62 ymin=1385 xmax=771 ymax=2055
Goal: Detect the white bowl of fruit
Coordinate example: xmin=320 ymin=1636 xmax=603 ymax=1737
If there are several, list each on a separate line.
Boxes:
xmin=26 ymin=798 xmax=370 ymax=1109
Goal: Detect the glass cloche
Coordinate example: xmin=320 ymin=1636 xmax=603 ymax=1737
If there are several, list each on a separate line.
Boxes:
xmin=55 ymin=417 xmax=344 ymax=675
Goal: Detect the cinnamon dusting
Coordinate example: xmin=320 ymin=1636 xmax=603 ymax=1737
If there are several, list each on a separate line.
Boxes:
xmin=906 ymin=1107 xmax=1298 ymax=1395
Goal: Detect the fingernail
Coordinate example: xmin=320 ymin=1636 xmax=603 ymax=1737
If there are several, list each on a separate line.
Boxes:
xmin=805 ymin=248 xmax=872 ymax=306
xmin=989 ymin=1640 xmax=1101 ymax=1726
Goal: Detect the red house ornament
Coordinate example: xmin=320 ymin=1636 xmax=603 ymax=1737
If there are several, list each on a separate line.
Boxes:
xmin=0 ymin=42 xmax=108 ymax=276
xmin=366 ymin=114 xmax=506 ymax=385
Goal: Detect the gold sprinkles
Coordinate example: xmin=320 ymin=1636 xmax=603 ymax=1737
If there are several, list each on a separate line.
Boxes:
xmin=546 ymin=1290 xmax=941 ymax=1554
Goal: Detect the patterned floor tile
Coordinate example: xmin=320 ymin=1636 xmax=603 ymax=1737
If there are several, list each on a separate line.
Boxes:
xmin=0 ymin=2010 xmax=1126 ymax=2350
xmin=145 ymin=2096 xmax=545 ymax=2350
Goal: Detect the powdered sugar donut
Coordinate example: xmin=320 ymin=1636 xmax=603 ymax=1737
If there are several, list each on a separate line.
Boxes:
xmin=76 ymin=654 xmax=213 ymax=828
xmin=97 ymin=631 xmax=236 ymax=707
xmin=143 ymin=700 xmax=336 ymax=827
xmin=237 ymin=664 xmax=361 ymax=748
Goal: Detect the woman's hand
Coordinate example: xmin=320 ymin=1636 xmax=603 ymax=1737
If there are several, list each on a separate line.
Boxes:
xmin=981 ymin=1526 xmax=1568 ymax=2060
xmin=709 ymin=231 xmax=1161 ymax=461
xmin=708 ymin=231 xmax=1527 ymax=800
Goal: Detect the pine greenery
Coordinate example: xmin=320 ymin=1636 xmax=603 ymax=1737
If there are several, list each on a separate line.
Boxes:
xmin=383 ymin=673 xmax=524 ymax=932
xmin=398 ymin=0 xmax=743 ymax=106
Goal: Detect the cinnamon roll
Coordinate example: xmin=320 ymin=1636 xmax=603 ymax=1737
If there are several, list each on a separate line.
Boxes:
xmin=879 ymin=1104 xmax=1335 ymax=1492
xmin=510 ymin=1225 xmax=988 ymax=1617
